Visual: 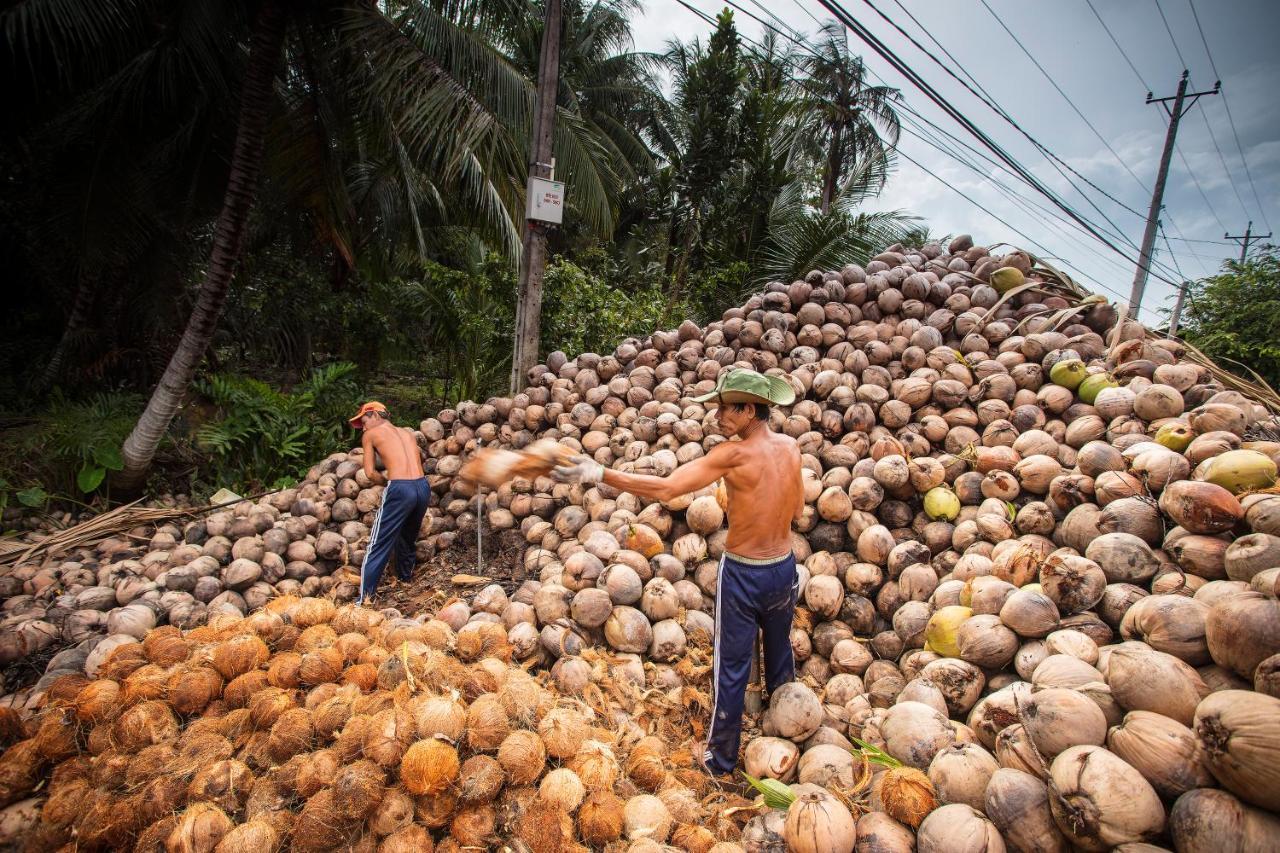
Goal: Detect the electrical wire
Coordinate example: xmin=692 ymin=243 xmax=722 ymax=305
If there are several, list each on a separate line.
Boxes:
xmin=1152 ymin=0 xmax=1188 ymax=70
xmin=815 ymin=0 xmax=1190 ymax=290
xmin=1082 ymin=0 xmax=1229 ymax=263
xmin=706 ymin=0 xmax=1155 ymax=300
xmin=1084 ymin=0 xmax=1152 ymax=93
xmin=1185 ymin=0 xmax=1273 ymax=232
xmin=976 ymin=0 xmax=1152 ymax=197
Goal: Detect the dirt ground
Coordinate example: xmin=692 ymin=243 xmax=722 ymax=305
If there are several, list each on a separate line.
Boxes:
xmin=376 ymin=530 xmax=526 ymax=617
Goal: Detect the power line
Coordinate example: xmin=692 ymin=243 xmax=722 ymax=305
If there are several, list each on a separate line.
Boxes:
xmin=684 ymin=0 xmax=1127 ymax=294
xmin=1081 ymin=0 xmax=1227 ymax=263
xmin=1197 ymin=104 xmax=1255 ymax=222
xmin=1152 ymin=0 xmax=1188 ymax=70
xmin=686 ymin=0 xmax=1191 ymax=301
xmin=840 ymin=0 xmax=1156 ymax=253
xmin=1084 ymin=0 xmax=1151 ymax=93
xmin=815 ymin=0 xmax=1190 ymax=291
xmin=1175 ymin=145 xmax=1228 ymax=234
xmin=723 ymin=0 xmax=1168 ymax=301
xmin=976 ymin=0 xmax=1152 ymax=198
xmin=1185 ymin=0 xmax=1273 ymax=232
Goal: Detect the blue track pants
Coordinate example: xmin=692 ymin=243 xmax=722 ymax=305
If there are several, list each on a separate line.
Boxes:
xmin=359 ymin=478 xmax=430 ymax=603
xmin=704 ymin=550 xmax=798 ymax=775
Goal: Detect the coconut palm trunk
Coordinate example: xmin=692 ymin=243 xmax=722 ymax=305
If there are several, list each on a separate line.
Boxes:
xmin=115 ymin=0 xmax=287 ymax=494
xmin=820 ymin=120 xmax=843 ymax=215
xmin=34 ymin=276 xmax=95 ymax=392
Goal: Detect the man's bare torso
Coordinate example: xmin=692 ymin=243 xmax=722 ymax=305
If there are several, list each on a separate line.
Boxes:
xmin=366 ymin=423 xmax=424 ymax=480
xmin=721 ymin=429 xmax=802 ymax=559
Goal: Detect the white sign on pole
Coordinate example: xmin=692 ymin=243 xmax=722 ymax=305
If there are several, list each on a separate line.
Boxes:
xmin=526 ymin=177 xmax=566 ymax=224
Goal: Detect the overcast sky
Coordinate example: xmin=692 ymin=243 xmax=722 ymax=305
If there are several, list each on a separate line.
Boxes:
xmin=629 ymin=0 xmax=1280 ymax=325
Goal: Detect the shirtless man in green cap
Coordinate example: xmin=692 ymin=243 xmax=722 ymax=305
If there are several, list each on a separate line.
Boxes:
xmin=554 ymin=367 xmax=804 ymax=776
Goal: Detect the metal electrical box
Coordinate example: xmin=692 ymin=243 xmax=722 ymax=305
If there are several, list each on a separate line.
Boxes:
xmin=526 ymin=177 xmax=566 ymax=224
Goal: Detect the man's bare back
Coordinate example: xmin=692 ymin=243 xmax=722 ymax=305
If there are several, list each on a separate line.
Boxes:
xmin=718 ymin=428 xmax=803 ymax=558
xmin=361 ymin=421 xmax=424 ymax=483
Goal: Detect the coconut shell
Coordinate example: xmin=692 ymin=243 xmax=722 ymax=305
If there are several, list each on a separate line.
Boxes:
xmin=401 ymin=737 xmax=460 ymax=796
xmin=1194 ymin=690 xmax=1280 ymax=811
xmin=876 ymin=766 xmax=937 ymax=828
xmin=1047 ymin=745 xmax=1164 ymax=851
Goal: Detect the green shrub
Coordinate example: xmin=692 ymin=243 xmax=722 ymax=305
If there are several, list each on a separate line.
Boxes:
xmin=193 ymin=362 xmax=361 ymax=493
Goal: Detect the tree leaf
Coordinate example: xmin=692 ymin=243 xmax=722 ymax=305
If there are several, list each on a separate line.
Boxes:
xmin=16 ymin=487 xmax=48 ymax=508
xmin=94 ymin=444 xmax=124 ymax=470
xmin=77 ymin=464 xmax=106 ymax=494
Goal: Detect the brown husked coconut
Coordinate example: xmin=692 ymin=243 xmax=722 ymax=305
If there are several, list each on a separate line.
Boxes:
xmin=1106 ymin=646 xmax=1208 ymax=726
xmin=784 ymin=785 xmax=856 ymax=853
xmin=1119 ymin=594 xmax=1210 ymax=665
xmin=401 ymin=737 xmax=460 ymax=796
xmin=1106 ymin=710 xmax=1212 ymax=800
xmin=539 ymin=767 xmax=585 ymax=813
xmin=766 ymin=682 xmax=823 ymax=741
xmin=1022 ymin=688 xmax=1107 ymax=756
xmin=984 ymin=768 xmax=1068 ymax=853
xmin=625 ymin=737 xmax=669 ymax=791
xmin=1047 ymin=745 xmax=1164 ymax=851
xmin=465 ymin=694 xmax=510 ymax=752
xmin=915 ymin=803 xmax=1002 ymax=853
xmin=1158 ymin=480 xmax=1243 ymax=534
xmin=538 ymin=707 xmax=588 ymax=760
xmin=1193 ymin=689 xmax=1280 ymax=811
xmin=744 ymin=737 xmax=799 ymax=781
xmin=927 ymin=742 xmax=998 ymax=811
xmin=881 ymin=701 xmax=956 ymax=770
xmin=1168 ymin=788 xmax=1280 ymax=853
xmin=580 ymin=791 xmax=625 ymax=845
xmin=497 ymin=729 xmax=546 ymax=786
xmin=166 ymin=802 xmax=233 ymax=853
xmin=1205 ymin=590 xmax=1279 ymax=681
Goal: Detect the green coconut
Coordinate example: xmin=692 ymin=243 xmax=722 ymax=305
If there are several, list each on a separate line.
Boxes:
xmin=989 ymin=267 xmax=1025 ymax=293
xmin=1077 ymin=373 xmax=1118 ymax=405
xmin=924 ymin=487 xmax=961 ymax=521
xmin=1204 ymin=450 xmax=1278 ymax=494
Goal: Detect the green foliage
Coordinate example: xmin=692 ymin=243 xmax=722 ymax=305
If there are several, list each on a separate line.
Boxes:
xmin=36 ymin=393 xmax=134 ymax=496
xmin=1179 ymin=249 xmax=1280 ymax=389
xmin=194 ymin=363 xmax=361 ymax=493
xmin=542 ymin=255 xmax=694 ymax=355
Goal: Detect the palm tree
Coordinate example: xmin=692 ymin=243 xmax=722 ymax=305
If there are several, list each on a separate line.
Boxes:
xmin=5 ymin=0 xmax=632 ymax=492
xmin=799 ymin=21 xmax=901 ymax=214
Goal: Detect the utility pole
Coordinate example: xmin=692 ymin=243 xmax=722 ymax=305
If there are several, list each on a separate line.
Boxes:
xmin=1226 ymin=221 xmax=1272 ymax=264
xmin=1168 ymin=280 xmax=1189 ymax=337
xmin=510 ymin=0 xmax=563 ymax=393
xmin=1128 ymin=71 xmax=1219 ymax=318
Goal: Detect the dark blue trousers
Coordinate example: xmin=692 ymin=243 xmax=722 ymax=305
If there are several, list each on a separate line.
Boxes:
xmin=359 ymin=478 xmax=430 ymax=603
xmin=704 ymin=551 xmax=798 ymax=775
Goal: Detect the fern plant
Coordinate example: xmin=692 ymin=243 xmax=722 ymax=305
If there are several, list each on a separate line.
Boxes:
xmin=194 ymin=362 xmax=360 ymax=492
xmin=25 ymin=391 xmax=142 ymax=495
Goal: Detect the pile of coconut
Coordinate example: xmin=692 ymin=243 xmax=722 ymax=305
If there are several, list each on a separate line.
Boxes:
xmin=2 ymin=233 xmax=1280 ymax=850
xmin=0 ymin=596 xmax=757 ymax=851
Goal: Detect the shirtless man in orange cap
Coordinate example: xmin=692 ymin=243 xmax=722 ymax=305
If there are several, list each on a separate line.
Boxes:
xmin=350 ymin=402 xmax=429 ymax=603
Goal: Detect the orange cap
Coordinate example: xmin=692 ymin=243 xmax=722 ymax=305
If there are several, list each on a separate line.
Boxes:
xmin=349 ymin=401 xmax=388 ymax=427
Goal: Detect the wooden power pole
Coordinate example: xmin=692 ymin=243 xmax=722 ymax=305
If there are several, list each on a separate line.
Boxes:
xmin=510 ymin=0 xmax=563 ymax=393
xmin=1128 ymin=71 xmax=1219 ymax=318
xmin=1226 ymin=221 xmax=1272 ymax=264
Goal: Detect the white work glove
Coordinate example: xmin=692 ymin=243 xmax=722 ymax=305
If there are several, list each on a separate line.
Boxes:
xmin=552 ymin=454 xmax=605 ymax=485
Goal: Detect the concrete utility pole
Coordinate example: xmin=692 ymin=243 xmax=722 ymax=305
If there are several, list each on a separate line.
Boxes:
xmin=1129 ymin=71 xmax=1219 ymax=318
xmin=1168 ymin=280 xmax=1189 ymax=337
xmin=1226 ymin=221 xmax=1272 ymax=264
xmin=510 ymin=0 xmax=563 ymax=393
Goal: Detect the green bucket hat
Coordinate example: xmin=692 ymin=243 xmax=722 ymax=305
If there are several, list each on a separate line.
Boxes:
xmin=691 ymin=368 xmax=796 ymax=407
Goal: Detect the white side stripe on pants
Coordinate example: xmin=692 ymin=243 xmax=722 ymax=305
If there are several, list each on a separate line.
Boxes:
xmin=704 ymin=554 xmax=725 ymax=763
xmin=359 ymin=486 xmax=391 ymax=601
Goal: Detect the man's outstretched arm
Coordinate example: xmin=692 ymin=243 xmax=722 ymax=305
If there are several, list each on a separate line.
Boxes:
xmin=556 ymin=443 xmax=736 ymax=503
